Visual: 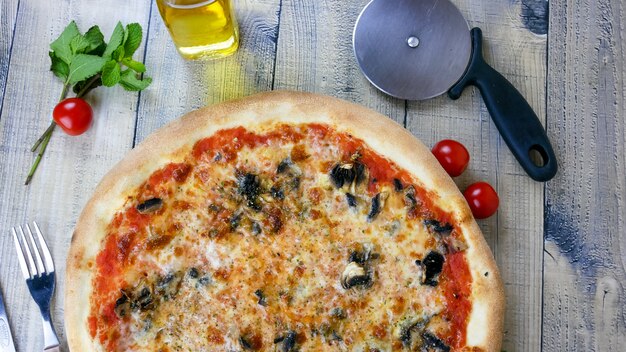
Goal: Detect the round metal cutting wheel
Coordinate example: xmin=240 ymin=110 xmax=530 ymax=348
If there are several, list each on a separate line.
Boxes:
xmin=353 ymin=0 xmax=472 ymax=100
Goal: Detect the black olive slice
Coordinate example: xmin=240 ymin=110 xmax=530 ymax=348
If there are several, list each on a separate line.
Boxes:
xmin=416 ymin=251 xmax=445 ymax=286
xmin=346 ymin=193 xmax=357 ymax=207
xmin=282 ymin=331 xmax=297 ymax=352
xmin=136 ymin=287 xmax=153 ymax=310
xmin=330 ymin=163 xmax=354 ymax=188
xmin=277 ymin=157 xmax=292 ymax=174
xmin=397 ymin=318 xmax=430 ymax=349
xmin=230 ymin=211 xmax=242 ymax=230
xmin=393 ymin=178 xmax=404 ymax=192
xmin=348 ymin=250 xmax=370 ymax=265
xmin=270 ymin=185 xmax=285 ymax=200
xmin=422 ymin=331 xmax=451 ymax=352
xmin=238 ymin=173 xmax=261 ymax=210
xmin=330 ymin=162 xmax=367 ymax=189
xmin=240 ymin=336 xmax=254 ymax=350
xmin=114 ymin=292 xmax=130 ymax=317
xmin=156 ymin=271 xmax=183 ymax=300
xmin=136 ymin=198 xmax=163 ymax=213
xmin=341 ymin=262 xmax=372 ymax=289
xmin=188 ymin=267 xmax=199 ymax=278
xmin=424 ymin=219 xmax=453 ymax=235
xmin=274 ymin=330 xmax=297 ymax=352
xmin=346 ymin=274 xmax=371 ymax=288
xmin=367 ymin=193 xmax=387 ymax=221
xmin=354 ymin=162 xmax=366 ymax=184
xmin=254 ymin=289 xmax=267 ymax=306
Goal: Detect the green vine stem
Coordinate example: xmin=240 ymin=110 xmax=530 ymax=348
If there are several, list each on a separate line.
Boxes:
xmin=24 ymin=77 xmax=101 ymax=185
xmin=30 ymin=121 xmax=56 ymax=152
xmin=24 ymin=126 xmax=55 ymax=185
xmin=76 ymin=74 xmax=101 ymax=98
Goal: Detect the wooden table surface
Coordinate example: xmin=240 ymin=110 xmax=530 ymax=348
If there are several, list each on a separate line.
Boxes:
xmin=0 ymin=0 xmax=624 ymax=351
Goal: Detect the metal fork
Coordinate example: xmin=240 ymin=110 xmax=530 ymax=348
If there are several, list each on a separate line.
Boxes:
xmin=11 ymin=222 xmax=60 ymax=352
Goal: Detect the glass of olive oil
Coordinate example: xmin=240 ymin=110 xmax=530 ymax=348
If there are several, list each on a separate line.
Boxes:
xmin=156 ymin=0 xmax=239 ymax=60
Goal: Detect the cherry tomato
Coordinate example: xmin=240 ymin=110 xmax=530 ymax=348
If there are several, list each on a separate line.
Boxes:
xmin=431 ymin=139 xmax=470 ymax=177
xmin=52 ymin=98 xmax=93 ymax=136
xmin=464 ymin=182 xmax=499 ymax=219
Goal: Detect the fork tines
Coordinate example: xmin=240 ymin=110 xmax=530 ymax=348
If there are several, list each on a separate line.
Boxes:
xmin=11 ymin=221 xmax=60 ymax=351
xmin=11 ymin=222 xmax=55 ymax=279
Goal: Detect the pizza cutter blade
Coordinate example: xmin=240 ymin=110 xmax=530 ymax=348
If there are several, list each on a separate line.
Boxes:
xmin=353 ymin=0 xmax=558 ymax=182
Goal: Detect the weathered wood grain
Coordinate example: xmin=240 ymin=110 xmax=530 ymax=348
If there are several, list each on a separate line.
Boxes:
xmin=272 ymin=0 xmax=405 ymax=123
xmin=404 ymin=1 xmax=549 ymax=350
xmin=544 ymin=0 xmax=626 ymax=350
xmin=135 ymin=0 xmax=281 ymax=143
xmin=0 ymin=0 xmax=151 ymax=350
xmin=0 ymin=0 xmax=19 ymax=115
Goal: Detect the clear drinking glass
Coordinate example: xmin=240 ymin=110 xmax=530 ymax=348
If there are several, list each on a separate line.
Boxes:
xmin=156 ymin=0 xmax=239 ymax=60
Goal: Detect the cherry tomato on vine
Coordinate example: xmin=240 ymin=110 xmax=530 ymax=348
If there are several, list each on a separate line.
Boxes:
xmin=464 ymin=182 xmax=499 ymax=219
xmin=52 ymin=97 xmax=93 ymax=136
xmin=431 ymin=139 xmax=470 ymax=177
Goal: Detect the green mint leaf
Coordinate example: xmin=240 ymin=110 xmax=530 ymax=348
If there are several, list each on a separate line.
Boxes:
xmin=123 ymin=24 xmax=129 ymax=46
xmin=118 ymin=69 xmax=151 ymax=91
xmin=70 ymin=34 xmax=90 ymax=55
xmin=89 ymin=42 xmax=107 ymax=57
xmin=50 ymin=21 xmax=80 ymax=64
xmin=103 ymin=22 xmax=125 ymax=58
xmin=123 ymin=23 xmax=143 ymax=58
xmin=122 ymin=58 xmax=146 ymax=73
xmin=49 ymin=51 xmax=69 ymax=81
xmin=67 ymin=54 xmax=107 ymax=84
xmin=112 ymin=46 xmax=125 ymax=61
xmin=101 ymin=60 xmax=121 ymax=87
xmin=84 ymin=25 xmax=105 ymax=52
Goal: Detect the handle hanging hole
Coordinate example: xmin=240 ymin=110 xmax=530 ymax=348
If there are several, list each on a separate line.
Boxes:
xmin=529 ymin=145 xmax=549 ymax=167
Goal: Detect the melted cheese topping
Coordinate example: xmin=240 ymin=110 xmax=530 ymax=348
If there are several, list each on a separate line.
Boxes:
xmin=89 ymin=124 xmax=472 ymax=351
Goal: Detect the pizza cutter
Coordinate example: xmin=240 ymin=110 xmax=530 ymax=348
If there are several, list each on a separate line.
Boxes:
xmin=353 ymin=0 xmax=558 ymax=182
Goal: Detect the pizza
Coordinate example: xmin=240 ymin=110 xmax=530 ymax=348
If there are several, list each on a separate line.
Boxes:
xmin=65 ymin=91 xmax=504 ymax=352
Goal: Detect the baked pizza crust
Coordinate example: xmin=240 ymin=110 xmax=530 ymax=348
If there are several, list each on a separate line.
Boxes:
xmin=66 ymin=90 xmax=505 ymax=351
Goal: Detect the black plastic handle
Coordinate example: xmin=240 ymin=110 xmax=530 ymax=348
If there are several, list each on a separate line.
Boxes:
xmin=449 ymin=28 xmax=557 ymax=182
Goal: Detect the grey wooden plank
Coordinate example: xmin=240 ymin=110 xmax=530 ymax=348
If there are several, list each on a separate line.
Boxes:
xmin=0 ymin=0 xmax=19 ymax=117
xmin=405 ymin=1 xmax=549 ymax=349
xmin=135 ymin=0 xmax=281 ymax=143
xmin=272 ymin=0 xmax=405 ymax=123
xmin=544 ymin=0 xmax=626 ymax=350
xmin=0 ymin=1 xmax=151 ymax=350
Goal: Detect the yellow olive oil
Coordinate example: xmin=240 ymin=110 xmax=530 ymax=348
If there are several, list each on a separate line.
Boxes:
xmin=156 ymin=0 xmax=239 ymax=60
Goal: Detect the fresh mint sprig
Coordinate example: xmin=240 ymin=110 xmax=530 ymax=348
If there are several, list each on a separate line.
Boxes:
xmin=26 ymin=21 xmax=152 ymax=185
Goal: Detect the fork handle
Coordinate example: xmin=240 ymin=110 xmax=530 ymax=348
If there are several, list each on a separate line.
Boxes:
xmin=40 ymin=308 xmax=60 ymax=350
